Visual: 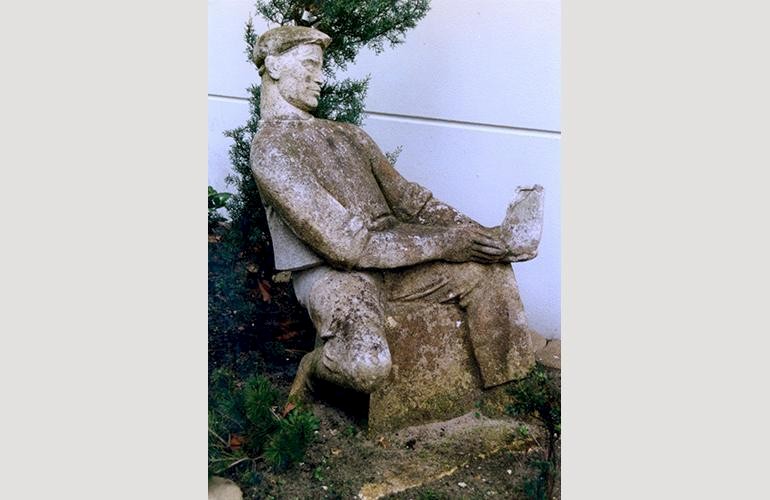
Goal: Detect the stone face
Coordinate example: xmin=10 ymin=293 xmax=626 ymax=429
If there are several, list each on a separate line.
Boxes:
xmin=208 ymin=476 xmax=243 ymax=500
xmin=249 ymin=26 xmax=546 ymax=433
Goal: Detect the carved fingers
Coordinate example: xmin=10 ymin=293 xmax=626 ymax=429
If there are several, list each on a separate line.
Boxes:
xmin=470 ymin=228 xmax=508 ymax=263
xmin=444 ymin=227 xmax=509 ymax=264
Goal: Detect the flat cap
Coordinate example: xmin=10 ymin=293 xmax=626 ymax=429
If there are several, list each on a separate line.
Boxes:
xmin=253 ymin=26 xmax=332 ymax=68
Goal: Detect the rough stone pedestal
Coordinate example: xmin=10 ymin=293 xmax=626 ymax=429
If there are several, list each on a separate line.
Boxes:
xmin=368 ymin=302 xmax=483 ymax=434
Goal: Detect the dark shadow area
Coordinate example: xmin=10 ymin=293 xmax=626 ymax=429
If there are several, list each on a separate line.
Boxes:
xmin=311 ymin=378 xmax=370 ymax=427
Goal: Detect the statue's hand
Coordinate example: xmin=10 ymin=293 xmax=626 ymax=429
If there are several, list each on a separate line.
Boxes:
xmin=442 ymin=226 xmax=508 ymax=263
xmin=483 ymin=225 xmax=538 ymax=262
xmin=502 ymin=249 xmax=538 ymax=263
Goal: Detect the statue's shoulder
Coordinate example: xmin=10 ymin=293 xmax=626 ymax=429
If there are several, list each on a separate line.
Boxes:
xmin=250 ymin=121 xmax=279 ymax=147
xmin=250 ymin=120 xmax=309 ymax=156
xmin=250 ymin=119 xmax=328 ymax=172
xmin=250 ymin=124 xmax=289 ymax=173
xmin=250 ymin=119 xmax=370 ymax=170
xmin=319 ymin=119 xmax=372 ymax=145
xmin=305 ymin=117 xmax=360 ymax=135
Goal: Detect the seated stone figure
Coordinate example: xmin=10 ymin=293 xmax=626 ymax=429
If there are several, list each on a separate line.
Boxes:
xmin=249 ymin=26 xmax=541 ymax=401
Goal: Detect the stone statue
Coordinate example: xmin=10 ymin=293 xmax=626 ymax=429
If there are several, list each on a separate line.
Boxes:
xmin=249 ymin=26 xmax=545 ymax=403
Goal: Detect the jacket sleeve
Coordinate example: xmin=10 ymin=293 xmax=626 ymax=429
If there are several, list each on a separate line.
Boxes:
xmin=251 ymin=128 xmax=461 ymax=270
xmin=349 ymin=127 xmax=433 ymax=221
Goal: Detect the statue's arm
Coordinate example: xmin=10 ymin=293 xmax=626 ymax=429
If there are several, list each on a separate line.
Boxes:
xmin=251 ymin=148 xmax=507 ymax=269
xmin=411 ymin=197 xmax=488 ymax=229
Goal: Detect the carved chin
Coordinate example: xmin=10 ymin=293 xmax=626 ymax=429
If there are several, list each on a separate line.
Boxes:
xmin=287 ymin=95 xmax=318 ymax=112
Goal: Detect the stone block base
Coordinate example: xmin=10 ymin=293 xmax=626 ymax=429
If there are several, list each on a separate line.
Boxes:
xmin=368 ymin=302 xmax=483 ymax=434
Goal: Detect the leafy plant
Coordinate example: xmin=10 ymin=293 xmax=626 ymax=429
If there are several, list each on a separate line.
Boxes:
xmin=209 ymin=185 xmax=232 ymax=212
xmin=417 ymin=489 xmax=447 ymax=500
xmin=312 ymin=464 xmax=325 ymax=482
xmin=506 ymin=365 xmax=561 ymax=440
xmin=208 ymin=186 xmax=232 ymax=228
xmin=506 ymin=364 xmax=561 ymax=499
xmin=519 ymin=459 xmax=553 ymax=500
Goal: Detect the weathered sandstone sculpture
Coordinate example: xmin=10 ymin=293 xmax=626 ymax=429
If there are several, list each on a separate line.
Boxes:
xmin=249 ymin=26 xmax=545 ymax=428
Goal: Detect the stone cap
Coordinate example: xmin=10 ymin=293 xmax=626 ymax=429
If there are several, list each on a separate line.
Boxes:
xmin=253 ymin=26 xmax=332 ymax=68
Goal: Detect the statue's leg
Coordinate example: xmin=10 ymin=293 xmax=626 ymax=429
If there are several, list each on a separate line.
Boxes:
xmin=291 ymin=266 xmax=391 ymax=396
xmin=386 ymin=262 xmax=535 ymax=388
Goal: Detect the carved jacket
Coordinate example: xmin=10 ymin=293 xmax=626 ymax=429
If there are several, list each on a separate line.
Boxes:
xmin=250 ymin=118 xmax=433 ymax=271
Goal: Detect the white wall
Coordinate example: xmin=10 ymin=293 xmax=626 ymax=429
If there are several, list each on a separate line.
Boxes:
xmin=209 ymin=0 xmax=561 ymax=338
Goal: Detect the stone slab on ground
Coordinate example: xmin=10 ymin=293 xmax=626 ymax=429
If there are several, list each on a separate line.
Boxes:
xmin=536 ymin=339 xmax=561 ymax=369
xmin=208 ymin=476 xmax=243 ymax=500
xmin=530 ymin=329 xmax=548 ymax=353
xmin=358 ymin=412 xmax=540 ymax=500
xmin=369 ymin=302 xmax=483 ymax=434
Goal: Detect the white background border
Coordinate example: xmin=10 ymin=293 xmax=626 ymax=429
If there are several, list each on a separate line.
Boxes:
xmin=2 ymin=1 xmax=769 ymax=498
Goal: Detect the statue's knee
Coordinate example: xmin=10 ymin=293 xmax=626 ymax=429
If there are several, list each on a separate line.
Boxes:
xmin=460 ymin=261 xmax=487 ymax=278
xmin=319 ymin=328 xmax=391 ymax=393
xmin=450 ymin=261 xmax=494 ymax=292
xmin=465 ymin=261 xmax=512 ymax=283
xmin=349 ymin=347 xmax=392 ymax=393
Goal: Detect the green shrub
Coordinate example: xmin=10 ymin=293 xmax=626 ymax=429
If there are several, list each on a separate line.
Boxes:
xmin=243 ymin=374 xmax=281 ymax=451
xmin=264 ymin=410 xmax=320 ymax=471
xmin=209 ymin=369 xmax=318 ymax=476
xmin=506 ymin=364 xmax=561 ymax=500
xmin=519 ymin=459 xmax=553 ymax=500
xmin=417 ymin=490 xmax=447 ymax=500
xmin=208 ymin=186 xmax=231 ymax=228
xmin=506 ymin=365 xmax=561 ymax=438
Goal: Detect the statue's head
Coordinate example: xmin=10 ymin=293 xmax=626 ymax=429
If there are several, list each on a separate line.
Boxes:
xmin=254 ymin=26 xmax=332 ymax=113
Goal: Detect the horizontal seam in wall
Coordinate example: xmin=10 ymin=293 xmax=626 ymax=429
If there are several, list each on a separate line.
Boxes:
xmin=208 ymin=93 xmax=561 ymax=138
xmin=209 ymin=93 xmax=250 ymax=103
xmin=365 ymin=110 xmax=561 ymax=138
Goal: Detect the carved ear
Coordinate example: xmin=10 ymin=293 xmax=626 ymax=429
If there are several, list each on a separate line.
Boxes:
xmin=264 ymin=55 xmax=282 ymax=80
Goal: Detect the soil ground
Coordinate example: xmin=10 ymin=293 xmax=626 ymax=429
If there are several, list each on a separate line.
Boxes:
xmin=230 ymin=351 xmax=560 ymax=500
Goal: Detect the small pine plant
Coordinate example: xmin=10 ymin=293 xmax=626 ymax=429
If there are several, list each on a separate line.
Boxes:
xmin=263 ymin=410 xmax=320 ymax=470
xmin=209 ymin=368 xmax=319 ymax=477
